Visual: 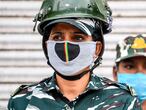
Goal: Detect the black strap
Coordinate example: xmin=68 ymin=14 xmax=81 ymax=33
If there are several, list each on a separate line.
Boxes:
xmin=55 ymin=69 xmax=90 ymax=81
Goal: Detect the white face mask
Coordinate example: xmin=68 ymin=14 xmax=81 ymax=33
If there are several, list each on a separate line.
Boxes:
xmin=46 ymin=40 xmax=96 ymax=76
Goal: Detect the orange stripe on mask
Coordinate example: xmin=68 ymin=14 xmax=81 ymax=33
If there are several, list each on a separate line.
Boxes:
xmin=64 ymin=42 xmax=69 ymax=64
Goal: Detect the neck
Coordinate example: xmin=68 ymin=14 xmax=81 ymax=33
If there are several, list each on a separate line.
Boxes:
xmin=56 ymin=73 xmax=90 ymax=101
xmin=142 ymin=100 xmax=146 ymax=110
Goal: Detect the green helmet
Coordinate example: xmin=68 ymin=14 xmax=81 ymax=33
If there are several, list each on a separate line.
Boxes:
xmin=115 ymin=34 xmax=146 ymax=62
xmin=34 ymin=0 xmax=112 ymax=35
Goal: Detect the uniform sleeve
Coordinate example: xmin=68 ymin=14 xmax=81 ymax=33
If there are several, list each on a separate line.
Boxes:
xmin=123 ymin=97 xmax=142 ymax=110
xmin=7 ymin=97 xmax=14 ymax=110
xmin=7 ymin=94 xmax=31 ymax=110
xmin=7 ymin=84 xmax=33 ymax=110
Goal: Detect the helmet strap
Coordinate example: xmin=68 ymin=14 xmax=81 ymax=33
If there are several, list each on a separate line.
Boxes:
xmin=55 ymin=70 xmax=91 ymax=81
xmin=33 ymin=13 xmax=40 ymax=32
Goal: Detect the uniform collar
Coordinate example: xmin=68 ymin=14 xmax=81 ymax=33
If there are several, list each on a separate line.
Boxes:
xmin=85 ymin=74 xmax=114 ymax=91
xmin=40 ymin=74 xmax=115 ymax=92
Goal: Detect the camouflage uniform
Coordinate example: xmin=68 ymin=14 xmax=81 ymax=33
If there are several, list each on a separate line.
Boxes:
xmin=116 ymin=34 xmax=146 ymax=62
xmin=8 ymin=74 xmax=141 ymax=110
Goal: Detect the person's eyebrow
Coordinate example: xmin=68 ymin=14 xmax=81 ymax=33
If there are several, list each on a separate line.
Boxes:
xmin=50 ymin=32 xmax=62 ymax=35
xmin=72 ymin=32 xmax=90 ymax=38
xmin=73 ymin=32 xmax=87 ymax=35
xmin=121 ymin=59 xmax=134 ymax=63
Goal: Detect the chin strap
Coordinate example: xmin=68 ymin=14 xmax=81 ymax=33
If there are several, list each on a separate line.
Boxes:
xmin=51 ymin=57 xmax=102 ymax=81
xmin=55 ymin=69 xmax=90 ymax=81
xmin=91 ymin=57 xmax=102 ymax=72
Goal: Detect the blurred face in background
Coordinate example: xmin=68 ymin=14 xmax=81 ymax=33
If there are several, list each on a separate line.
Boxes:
xmin=116 ymin=56 xmax=146 ymax=75
xmin=113 ymin=56 xmax=146 ymax=110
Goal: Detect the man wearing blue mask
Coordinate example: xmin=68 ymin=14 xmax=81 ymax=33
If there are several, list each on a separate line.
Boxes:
xmin=113 ymin=34 xmax=146 ymax=110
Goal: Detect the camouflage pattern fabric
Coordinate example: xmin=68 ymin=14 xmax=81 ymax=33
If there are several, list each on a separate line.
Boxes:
xmin=8 ymin=74 xmax=142 ymax=110
xmin=116 ymin=34 xmax=146 ymax=62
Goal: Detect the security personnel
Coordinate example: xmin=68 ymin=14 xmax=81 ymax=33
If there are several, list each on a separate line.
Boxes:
xmin=8 ymin=0 xmax=142 ymax=110
xmin=113 ymin=34 xmax=146 ymax=110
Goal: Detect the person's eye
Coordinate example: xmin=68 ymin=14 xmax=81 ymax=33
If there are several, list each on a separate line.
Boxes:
xmin=123 ymin=64 xmax=135 ymax=70
xmin=50 ymin=34 xmax=63 ymax=41
xmin=72 ymin=35 xmax=86 ymax=42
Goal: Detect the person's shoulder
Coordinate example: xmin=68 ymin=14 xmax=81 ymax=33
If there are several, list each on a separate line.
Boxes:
xmin=91 ymin=75 xmax=142 ymax=109
xmin=8 ymin=76 xmax=53 ymax=110
xmin=94 ymin=75 xmax=137 ymax=96
xmin=11 ymin=76 xmax=52 ymax=98
xmin=8 ymin=83 xmax=38 ymax=110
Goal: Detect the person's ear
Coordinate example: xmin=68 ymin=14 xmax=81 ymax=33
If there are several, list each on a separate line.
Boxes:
xmin=95 ymin=41 xmax=102 ymax=56
xmin=113 ymin=65 xmax=118 ymax=81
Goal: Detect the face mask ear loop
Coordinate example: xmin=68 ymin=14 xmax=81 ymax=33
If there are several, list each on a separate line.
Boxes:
xmin=90 ymin=23 xmax=103 ymax=73
xmin=90 ymin=57 xmax=102 ymax=73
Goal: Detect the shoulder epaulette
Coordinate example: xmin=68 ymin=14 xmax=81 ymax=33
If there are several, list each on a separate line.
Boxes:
xmin=11 ymin=85 xmax=29 ymax=97
xmin=11 ymin=77 xmax=52 ymax=97
xmin=117 ymin=83 xmax=137 ymax=96
xmin=102 ymin=77 xmax=137 ymax=96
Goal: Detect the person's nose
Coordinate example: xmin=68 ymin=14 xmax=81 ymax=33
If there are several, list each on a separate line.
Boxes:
xmin=64 ymin=33 xmax=71 ymax=41
xmin=137 ymin=65 xmax=145 ymax=73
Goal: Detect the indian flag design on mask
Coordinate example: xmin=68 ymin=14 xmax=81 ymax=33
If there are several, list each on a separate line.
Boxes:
xmin=64 ymin=41 xmax=69 ymax=64
xmin=53 ymin=41 xmax=80 ymax=63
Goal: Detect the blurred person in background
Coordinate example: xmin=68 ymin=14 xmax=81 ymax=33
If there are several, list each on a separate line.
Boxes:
xmin=113 ymin=34 xmax=146 ymax=110
xmin=8 ymin=0 xmax=142 ymax=110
